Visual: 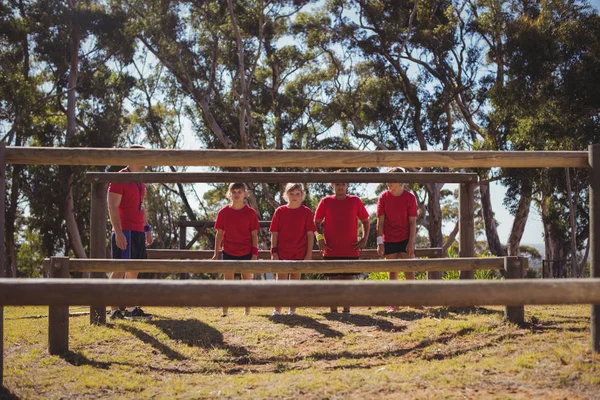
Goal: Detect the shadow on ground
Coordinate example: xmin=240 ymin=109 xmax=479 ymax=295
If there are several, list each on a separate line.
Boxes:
xmin=266 ymin=314 xmax=344 ymax=338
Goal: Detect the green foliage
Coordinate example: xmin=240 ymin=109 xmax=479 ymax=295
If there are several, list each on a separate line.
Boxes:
xmin=15 ymin=227 xmax=45 ymax=278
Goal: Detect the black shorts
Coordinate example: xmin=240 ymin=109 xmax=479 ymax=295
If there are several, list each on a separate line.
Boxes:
xmin=111 ymin=230 xmax=147 ymax=259
xmin=222 ymin=252 xmax=252 ymax=260
xmin=323 ymin=256 xmax=360 ymax=278
xmin=384 ymin=239 xmax=409 ymax=255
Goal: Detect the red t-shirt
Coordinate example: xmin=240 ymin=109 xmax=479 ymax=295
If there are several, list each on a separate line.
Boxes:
xmin=270 ymin=205 xmax=316 ymax=260
xmin=214 ymin=205 xmax=260 ymax=256
xmin=376 ymin=190 xmax=418 ymax=242
xmin=314 ymin=195 xmax=369 ymax=257
xmin=108 ymin=168 xmax=146 ymax=232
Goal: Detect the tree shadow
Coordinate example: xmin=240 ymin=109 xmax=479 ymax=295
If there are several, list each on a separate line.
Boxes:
xmin=377 ymin=306 xmax=504 ymax=321
xmin=323 ymin=313 xmax=405 ymax=333
xmin=266 ymin=314 xmax=344 ymax=338
xmin=0 ymin=386 xmax=20 ymax=400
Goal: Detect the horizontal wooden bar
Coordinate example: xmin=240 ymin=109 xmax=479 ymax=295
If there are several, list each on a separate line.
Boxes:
xmin=64 ymin=257 xmax=501 ymax=273
xmin=6 ymin=147 xmax=589 ymax=168
xmin=87 ymin=172 xmax=479 ymax=183
xmin=146 ymin=248 xmax=444 ymax=260
xmin=1 ymin=279 xmax=599 ymax=307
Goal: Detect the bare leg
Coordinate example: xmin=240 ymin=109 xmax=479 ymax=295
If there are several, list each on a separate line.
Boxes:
xmin=274 ymin=273 xmax=289 ymax=314
xmin=109 ymin=271 xmax=126 ymax=311
xmin=341 ymin=275 xmax=354 ymax=312
xmin=242 ymin=273 xmax=253 ymax=314
xmin=328 ymin=275 xmax=340 ymax=312
xmin=222 ymin=272 xmax=234 ymax=316
xmin=289 ymin=273 xmax=301 ymax=313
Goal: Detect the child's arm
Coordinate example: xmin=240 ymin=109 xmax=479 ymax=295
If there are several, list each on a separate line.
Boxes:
xmin=271 ymin=232 xmax=279 ymax=260
xmin=251 ymin=230 xmax=259 ymax=260
xmin=354 ymin=218 xmax=370 ymax=250
xmin=305 ymin=231 xmax=314 ymax=260
xmin=314 ymin=219 xmax=331 ymax=253
xmin=407 ymin=216 xmax=417 ymax=258
xmin=212 ymin=229 xmax=224 ymax=260
xmin=376 ymin=215 xmax=385 ymax=256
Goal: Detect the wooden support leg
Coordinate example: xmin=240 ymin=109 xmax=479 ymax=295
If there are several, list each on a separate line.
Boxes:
xmin=90 ymin=182 xmax=107 ymax=325
xmin=48 ymin=257 xmax=70 ymax=355
xmin=504 ymin=256 xmax=525 ymax=325
xmin=589 ymin=144 xmax=600 ymax=352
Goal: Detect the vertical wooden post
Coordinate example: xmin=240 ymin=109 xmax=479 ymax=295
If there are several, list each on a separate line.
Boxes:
xmin=90 ymin=182 xmax=108 ymax=325
xmin=459 ymin=182 xmax=475 ymax=279
xmin=504 ymin=256 xmax=525 ymax=324
xmin=589 ymin=144 xmax=600 ymax=352
xmin=0 ymin=141 xmax=5 ymax=386
xmin=427 ymin=251 xmax=444 ymax=280
xmin=179 ymin=216 xmax=187 ymax=249
xmin=48 ymin=257 xmax=70 ymax=355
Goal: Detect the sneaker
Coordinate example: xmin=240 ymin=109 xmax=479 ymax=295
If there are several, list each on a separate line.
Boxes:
xmin=342 ymin=308 xmax=351 ymax=314
xmin=109 ymin=309 xmax=125 ymax=320
xmin=288 ymin=310 xmax=297 ymax=316
xmin=330 ymin=307 xmax=338 ymax=313
xmin=386 ymin=306 xmax=397 ymax=314
xmin=124 ymin=307 xmax=152 ymax=320
xmin=244 ymin=307 xmax=251 ymax=316
xmin=272 ymin=310 xmax=281 ymax=316
xmin=221 ymin=313 xmax=228 ymax=317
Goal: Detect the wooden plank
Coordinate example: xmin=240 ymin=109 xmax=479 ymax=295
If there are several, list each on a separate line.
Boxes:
xmin=48 ymin=257 xmax=70 ymax=355
xmin=589 ymin=144 xmax=600 ymax=352
xmin=459 ymin=183 xmax=476 ymax=280
xmin=1 ymin=279 xmax=600 ymax=307
xmin=87 ymin=172 xmax=479 ymax=184
xmin=6 ymin=147 xmax=589 ymax=168
xmin=0 ymin=142 xmax=5 ymax=279
xmin=64 ymin=257 xmax=505 ymax=273
xmin=146 ymin=248 xmax=444 ymax=260
xmin=0 ymin=306 xmax=3 ymax=386
xmin=89 ymin=183 xmax=107 ymax=325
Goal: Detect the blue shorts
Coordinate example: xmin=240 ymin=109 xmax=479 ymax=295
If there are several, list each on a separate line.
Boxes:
xmin=111 ymin=230 xmax=147 ymax=259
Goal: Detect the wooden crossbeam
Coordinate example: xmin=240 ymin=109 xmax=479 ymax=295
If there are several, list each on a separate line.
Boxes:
xmin=1 ymin=279 xmax=599 ymax=307
xmin=86 ymin=172 xmax=479 ymax=183
xmin=146 ymin=248 xmax=444 ymax=260
xmin=61 ymin=257 xmax=502 ymax=273
xmin=5 ymin=147 xmax=589 ymax=168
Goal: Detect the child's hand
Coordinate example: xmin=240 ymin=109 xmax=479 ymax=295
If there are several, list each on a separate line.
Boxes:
xmin=251 ymin=254 xmax=258 ymax=260
xmin=377 ymin=243 xmax=384 ymax=257
xmin=211 ymin=252 xmax=219 ymax=260
xmin=145 ymin=231 xmax=153 ymax=247
xmin=317 ymin=239 xmax=331 ymax=253
xmin=353 ymin=237 xmax=367 ymax=250
xmin=407 ymin=242 xmax=415 ymax=258
xmin=304 ymin=255 xmax=312 ymax=261
xmin=271 ymin=254 xmax=279 ymax=261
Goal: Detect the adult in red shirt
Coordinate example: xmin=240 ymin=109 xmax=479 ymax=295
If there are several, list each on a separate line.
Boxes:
xmin=270 ymin=183 xmax=316 ymax=316
xmin=376 ymin=167 xmax=418 ymax=313
xmin=212 ymin=182 xmax=260 ymax=317
xmin=107 ymin=145 xmax=153 ymax=320
xmin=314 ymin=171 xmax=370 ymax=313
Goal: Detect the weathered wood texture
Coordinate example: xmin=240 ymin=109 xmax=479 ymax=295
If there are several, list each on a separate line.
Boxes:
xmin=504 ymin=257 xmax=526 ymax=324
xmin=89 ymin=183 xmax=107 ymax=325
xmin=87 ymin=172 xmax=479 ymax=184
xmin=62 ymin=257 xmax=504 ymax=273
xmin=589 ymin=144 xmax=600 ymax=352
xmin=0 ymin=306 xmax=3 ymax=386
xmin=0 ymin=143 xmax=4 ymax=386
xmin=146 ymin=248 xmax=444 ymax=260
xmin=5 ymin=147 xmax=589 ymax=168
xmin=459 ymin=183 xmax=476 ymax=280
xmin=48 ymin=257 xmax=69 ymax=355
xmin=1 ymin=279 xmax=599 ymax=307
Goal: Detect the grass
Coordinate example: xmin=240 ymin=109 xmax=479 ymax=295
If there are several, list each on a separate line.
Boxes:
xmin=1 ymin=305 xmax=599 ymax=399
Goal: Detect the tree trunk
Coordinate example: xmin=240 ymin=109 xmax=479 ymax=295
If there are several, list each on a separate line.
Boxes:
xmin=480 ymin=181 xmax=507 ymax=256
xmin=540 ymin=195 xmax=553 ymax=277
xmin=424 ymin=183 xmax=443 ymax=247
xmin=63 ymin=0 xmax=87 ymax=259
xmin=506 ymin=177 xmax=533 ymax=256
xmin=565 ymin=167 xmax=578 ymax=277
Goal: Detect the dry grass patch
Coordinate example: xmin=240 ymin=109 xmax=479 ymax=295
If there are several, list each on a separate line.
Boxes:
xmin=1 ymin=305 xmax=599 ymax=399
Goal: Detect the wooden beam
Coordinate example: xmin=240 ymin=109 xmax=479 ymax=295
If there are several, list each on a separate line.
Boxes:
xmin=146 ymin=248 xmax=444 ymax=260
xmin=87 ymin=172 xmax=479 ymax=184
xmin=1 ymin=279 xmax=599 ymax=307
xmin=0 ymin=141 xmax=4 ymax=386
xmin=459 ymin=183 xmax=476 ymax=280
xmin=589 ymin=144 xmax=600 ymax=352
xmin=48 ymin=257 xmax=69 ymax=355
xmin=63 ymin=257 xmax=504 ymax=273
xmin=6 ymin=147 xmax=589 ymax=168
xmin=504 ymin=257 xmax=525 ymax=324
xmin=89 ymin=183 xmax=107 ymax=325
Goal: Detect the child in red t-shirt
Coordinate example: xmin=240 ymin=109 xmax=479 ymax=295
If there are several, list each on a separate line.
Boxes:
xmin=270 ymin=183 xmax=316 ymax=316
xmin=314 ymin=170 xmax=370 ymax=314
xmin=376 ymin=167 xmax=418 ymax=313
xmin=213 ymin=183 xmax=260 ymax=317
